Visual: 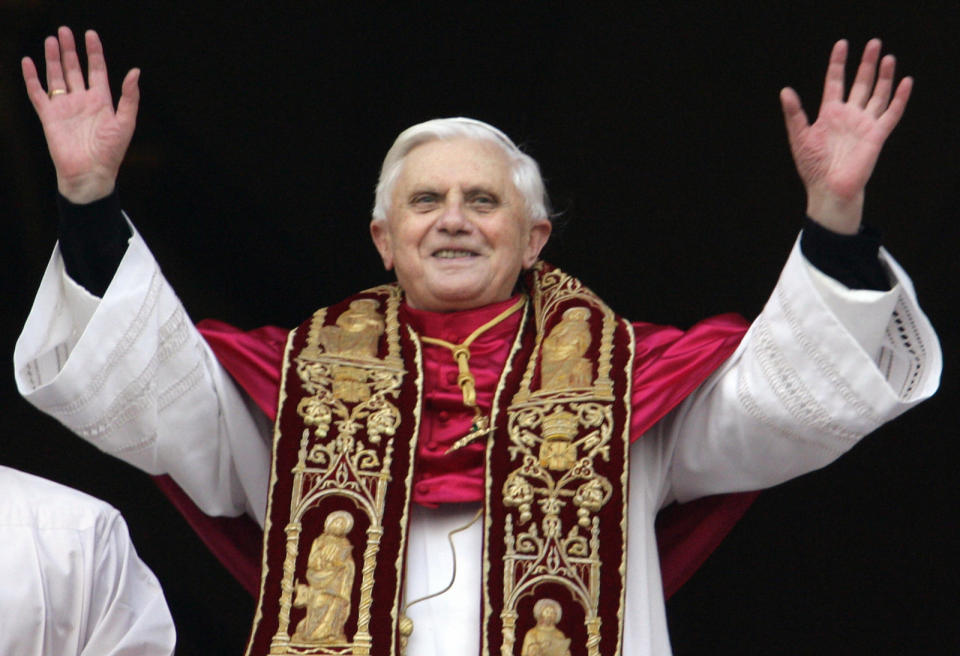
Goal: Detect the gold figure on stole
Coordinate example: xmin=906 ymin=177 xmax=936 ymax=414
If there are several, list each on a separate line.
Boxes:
xmin=520 ymin=599 xmax=571 ymax=656
xmin=292 ymin=511 xmax=356 ymax=644
xmin=318 ymin=299 xmax=385 ymax=360
xmin=540 ymin=307 xmax=593 ymax=391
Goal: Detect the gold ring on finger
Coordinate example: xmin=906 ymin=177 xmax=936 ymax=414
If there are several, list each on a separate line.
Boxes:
xmin=48 ymin=88 xmax=67 ymax=98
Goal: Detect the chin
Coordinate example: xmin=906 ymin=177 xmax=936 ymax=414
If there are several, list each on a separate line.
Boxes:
xmin=409 ymin=282 xmax=492 ymax=311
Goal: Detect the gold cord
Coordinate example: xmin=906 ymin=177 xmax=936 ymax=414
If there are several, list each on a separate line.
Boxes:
xmin=420 ymin=296 xmax=526 ymax=451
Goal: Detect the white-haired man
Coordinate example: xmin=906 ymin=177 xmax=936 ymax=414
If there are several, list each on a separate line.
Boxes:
xmin=16 ymin=27 xmax=940 ymax=656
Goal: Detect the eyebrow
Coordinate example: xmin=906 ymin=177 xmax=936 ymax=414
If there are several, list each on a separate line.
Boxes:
xmin=463 ymin=186 xmax=500 ymax=199
xmin=405 ymin=185 xmax=501 ymax=199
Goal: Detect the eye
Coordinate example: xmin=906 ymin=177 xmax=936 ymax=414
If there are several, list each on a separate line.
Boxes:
xmin=467 ymin=191 xmax=499 ymax=212
xmin=410 ymin=192 xmax=439 ymax=210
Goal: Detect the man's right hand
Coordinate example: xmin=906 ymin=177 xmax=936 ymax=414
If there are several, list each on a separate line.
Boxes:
xmin=22 ymin=26 xmax=140 ymax=204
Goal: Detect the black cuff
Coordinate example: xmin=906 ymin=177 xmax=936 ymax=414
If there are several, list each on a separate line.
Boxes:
xmin=799 ymin=217 xmax=891 ymax=292
xmin=57 ymin=189 xmax=132 ymax=297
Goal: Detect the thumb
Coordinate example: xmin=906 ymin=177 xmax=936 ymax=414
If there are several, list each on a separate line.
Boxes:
xmin=779 ymin=87 xmax=808 ymax=146
xmin=116 ymin=67 xmax=140 ymax=129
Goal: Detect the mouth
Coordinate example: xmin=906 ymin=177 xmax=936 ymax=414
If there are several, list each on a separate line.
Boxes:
xmin=432 ymin=249 xmax=479 ymax=259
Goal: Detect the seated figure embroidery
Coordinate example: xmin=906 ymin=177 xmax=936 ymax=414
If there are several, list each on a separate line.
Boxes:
xmin=293 ymin=511 xmax=356 ymax=644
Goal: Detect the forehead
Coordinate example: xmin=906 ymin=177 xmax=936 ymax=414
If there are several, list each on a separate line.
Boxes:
xmin=393 ymin=138 xmax=516 ymax=194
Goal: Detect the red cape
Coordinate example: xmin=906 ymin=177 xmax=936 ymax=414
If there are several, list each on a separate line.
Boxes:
xmin=155 ymin=316 xmax=757 ymax=599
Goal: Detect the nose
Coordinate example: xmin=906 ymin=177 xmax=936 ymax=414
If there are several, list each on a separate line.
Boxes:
xmin=435 ymin=198 xmax=472 ymax=234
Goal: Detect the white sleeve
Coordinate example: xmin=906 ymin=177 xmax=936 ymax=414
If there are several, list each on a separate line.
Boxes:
xmin=637 ymin=238 xmax=942 ymax=508
xmin=14 ymin=227 xmax=273 ymax=525
xmin=0 ymin=467 xmax=176 ymax=656
xmin=79 ymin=511 xmax=177 ymax=656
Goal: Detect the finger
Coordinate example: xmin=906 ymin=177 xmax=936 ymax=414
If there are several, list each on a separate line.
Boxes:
xmin=780 ymin=87 xmax=809 ymax=146
xmin=116 ymin=68 xmax=141 ymax=129
xmin=58 ymin=26 xmax=86 ymax=92
xmin=848 ymin=38 xmax=881 ymax=107
xmin=819 ymin=39 xmax=848 ymax=112
xmin=43 ymin=35 xmax=66 ymax=93
xmin=877 ymin=76 xmax=913 ymax=137
xmin=865 ymin=54 xmax=896 ymax=117
xmin=21 ymin=57 xmax=49 ymax=113
xmin=85 ymin=30 xmax=111 ymax=98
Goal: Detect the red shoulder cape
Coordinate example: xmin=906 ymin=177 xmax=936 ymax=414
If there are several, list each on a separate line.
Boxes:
xmin=155 ymin=316 xmax=757 ymax=599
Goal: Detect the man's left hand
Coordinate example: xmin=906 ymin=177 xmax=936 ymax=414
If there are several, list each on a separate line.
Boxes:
xmin=780 ymin=38 xmax=912 ymax=234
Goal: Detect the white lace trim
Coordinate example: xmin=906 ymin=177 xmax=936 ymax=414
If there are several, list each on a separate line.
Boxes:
xmin=159 ymin=357 xmax=205 ymax=413
xmin=885 ymin=295 xmax=926 ymax=399
xmin=47 ymin=270 xmax=164 ymax=417
xmin=775 ymin=286 xmax=881 ymax=424
xmin=75 ymin=306 xmax=195 ymax=443
xmin=751 ymin=316 xmax=861 ymax=446
xmin=735 ymin=369 xmax=845 ymax=457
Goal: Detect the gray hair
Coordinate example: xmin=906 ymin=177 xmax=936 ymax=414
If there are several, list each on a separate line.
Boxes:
xmin=371 ymin=117 xmax=550 ymax=224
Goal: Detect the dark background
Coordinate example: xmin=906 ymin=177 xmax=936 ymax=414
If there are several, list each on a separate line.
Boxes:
xmin=2 ymin=2 xmax=957 ymax=654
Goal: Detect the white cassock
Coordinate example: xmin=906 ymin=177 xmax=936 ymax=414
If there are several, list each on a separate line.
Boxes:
xmin=14 ymin=224 xmax=940 ymax=655
xmin=0 ymin=465 xmax=176 ymax=656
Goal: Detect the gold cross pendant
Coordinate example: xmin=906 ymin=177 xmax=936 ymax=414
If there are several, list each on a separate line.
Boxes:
xmin=444 ymin=415 xmax=493 ymax=454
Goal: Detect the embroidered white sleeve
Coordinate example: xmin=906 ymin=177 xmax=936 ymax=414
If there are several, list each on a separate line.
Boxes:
xmin=14 ymin=227 xmax=272 ymax=525
xmin=643 ymin=238 xmax=941 ymax=508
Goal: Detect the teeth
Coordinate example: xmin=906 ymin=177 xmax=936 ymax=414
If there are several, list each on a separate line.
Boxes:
xmin=434 ymin=249 xmax=476 ymax=258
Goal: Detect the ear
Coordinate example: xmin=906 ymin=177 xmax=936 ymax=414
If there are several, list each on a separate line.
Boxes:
xmin=521 ymin=219 xmax=552 ymax=268
xmin=369 ymin=220 xmax=395 ymax=270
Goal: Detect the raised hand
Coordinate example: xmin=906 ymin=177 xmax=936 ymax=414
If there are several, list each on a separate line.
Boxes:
xmin=780 ymin=39 xmax=912 ymax=234
xmin=22 ymin=27 xmax=140 ymax=204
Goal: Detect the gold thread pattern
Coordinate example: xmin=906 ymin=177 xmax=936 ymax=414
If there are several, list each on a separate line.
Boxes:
xmin=267 ymin=286 xmax=407 ymax=656
xmin=520 ymin=599 xmax=571 ymax=656
xmin=293 ymin=511 xmax=356 ymax=643
xmin=495 ymin=264 xmax=631 ymax=656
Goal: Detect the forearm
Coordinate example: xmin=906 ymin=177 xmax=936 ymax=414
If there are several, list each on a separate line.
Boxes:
xmin=650 ymin=239 xmax=940 ymax=507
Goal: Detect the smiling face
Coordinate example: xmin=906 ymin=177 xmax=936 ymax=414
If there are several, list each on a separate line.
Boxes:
xmin=370 ymin=138 xmax=551 ymax=311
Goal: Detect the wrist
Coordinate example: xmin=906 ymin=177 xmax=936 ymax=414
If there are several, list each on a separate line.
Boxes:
xmin=56 ymin=173 xmax=117 ymax=205
xmin=805 ymin=190 xmax=864 ymax=235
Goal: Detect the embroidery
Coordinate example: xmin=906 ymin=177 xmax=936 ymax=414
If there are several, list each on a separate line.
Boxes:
xmin=520 ymin=599 xmax=571 ymax=656
xmin=735 ymin=367 xmax=845 ymax=457
xmin=251 ymin=265 xmax=633 ymax=656
xmin=774 ymin=286 xmax=881 ymax=423
xmin=248 ymin=286 xmax=416 ymax=656
xmin=49 ymin=269 xmax=164 ymax=416
xmin=751 ymin=316 xmax=860 ymax=445
xmin=488 ymin=263 xmax=632 ymax=656
xmin=293 ymin=511 xmax=357 ymax=644
xmin=887 ymin=299 xmax=925 ymax=398
xmin=75 ymin=305 xmax=194 ymax=442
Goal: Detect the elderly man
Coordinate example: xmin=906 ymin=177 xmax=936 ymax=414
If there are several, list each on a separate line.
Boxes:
xmin=16 ymin=27 xmax=940 ymax=656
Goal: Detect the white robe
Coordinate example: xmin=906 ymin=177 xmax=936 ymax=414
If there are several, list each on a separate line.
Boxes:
xmin=14 ymin=226 xmax=940 ymax=655
xmin=0 ymin=465 xmax=176 ymax=656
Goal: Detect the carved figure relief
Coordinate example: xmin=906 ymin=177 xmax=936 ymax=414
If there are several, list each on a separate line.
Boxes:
xmin=318 ymin=299 xmax=385 ymax=359
xmin=540 ymin=307 xmax=593 ymax=391
xmin=292 ymin=511 xmax=356 ymax=644
xmin=520 ymin=599 xmax=571 ymax=656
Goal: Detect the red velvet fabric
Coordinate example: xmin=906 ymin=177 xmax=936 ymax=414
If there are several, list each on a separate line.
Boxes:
xmin=153 ymin=312 xmax=757 ymax=600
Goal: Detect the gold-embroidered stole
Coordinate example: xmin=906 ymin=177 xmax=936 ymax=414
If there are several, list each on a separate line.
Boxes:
xmin=245 ymin=263 xmax=634 ymax=656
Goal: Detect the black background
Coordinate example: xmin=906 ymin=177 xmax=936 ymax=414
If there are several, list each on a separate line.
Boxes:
xmin=2 ymin=2 xmax=957 ymax=654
